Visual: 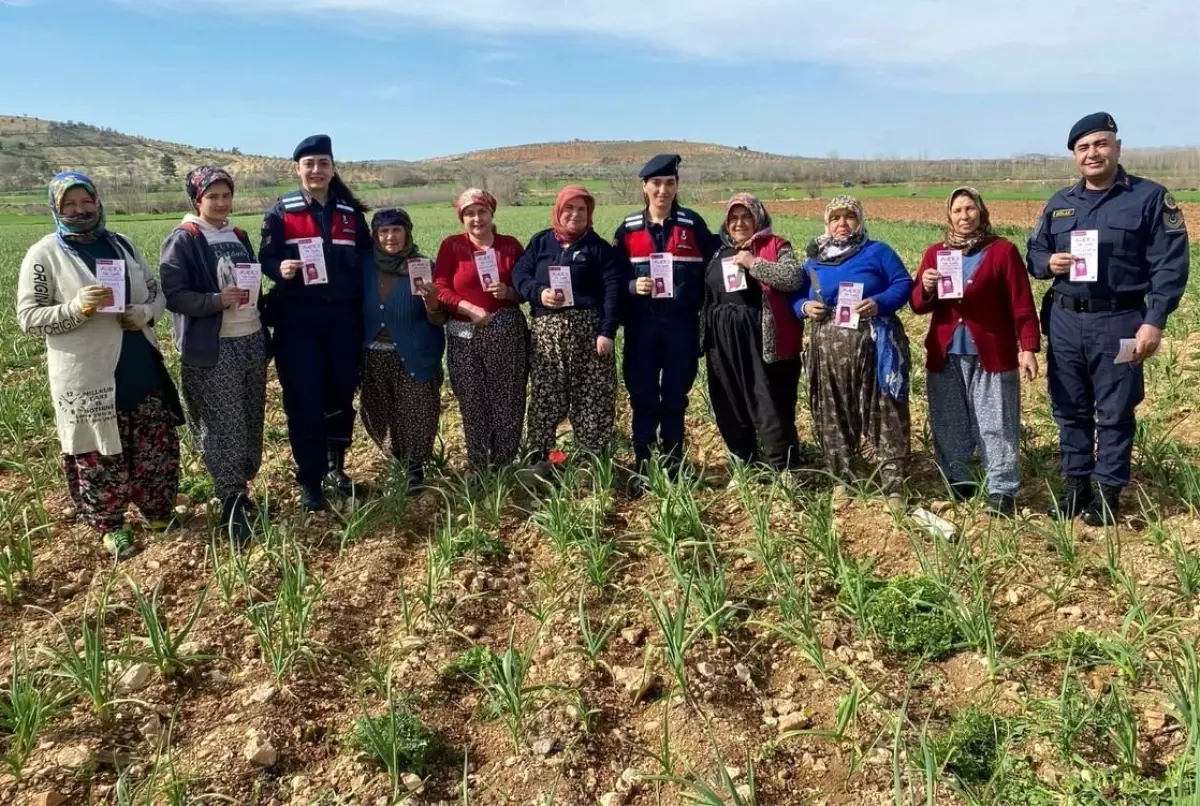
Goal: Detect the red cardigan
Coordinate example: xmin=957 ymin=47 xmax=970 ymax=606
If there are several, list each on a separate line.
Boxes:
xmin=910 ymin=238 xmax=1040 ymax=373
xmin=433 ymin=232 xmax=526 ymax=322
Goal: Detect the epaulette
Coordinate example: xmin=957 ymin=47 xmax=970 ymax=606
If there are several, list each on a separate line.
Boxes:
xmin=675 ymin=207 xmax=697 ymax=226
xmin=335 ymin=202 xmax=355 ymax=214
xmin=281 ymin=191 xmax=308 ymax=211
xmin=622 ymin=213 xmax=645 ymax=232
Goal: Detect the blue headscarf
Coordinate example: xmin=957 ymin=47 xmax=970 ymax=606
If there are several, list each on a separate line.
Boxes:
xmin=48 ymin=172 xmax=107 ymax=243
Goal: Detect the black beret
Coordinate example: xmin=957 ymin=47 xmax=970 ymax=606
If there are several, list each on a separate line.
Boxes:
xmin=292 ymin=134 xmax=333 ymax=161
xmin=1067 ymin=113 xmax=1117 ymax=151
xmin=639 ymin=153 xmax=681 ymax=179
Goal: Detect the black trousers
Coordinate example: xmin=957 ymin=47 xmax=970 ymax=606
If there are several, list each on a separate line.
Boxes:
xmin=705 ymin=305 xmax=801 ymax=470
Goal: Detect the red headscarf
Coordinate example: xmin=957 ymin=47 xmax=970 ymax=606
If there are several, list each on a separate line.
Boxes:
xmin=455 ymin=187 xmax=497 ymax=221
xmin=552 ymin=185 xmax=594 ymax=245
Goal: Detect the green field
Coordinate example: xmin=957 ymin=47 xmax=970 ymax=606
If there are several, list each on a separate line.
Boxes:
xmin=2 ymin=206 xmax=1200 ymax=805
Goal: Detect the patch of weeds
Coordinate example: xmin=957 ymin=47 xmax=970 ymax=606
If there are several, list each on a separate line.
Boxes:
xmin=348 ymin=688 xmax=449 ymax=793
xmin=441 ymin=645 xmax=491 ymax=682
xmin=178 ymin=474 xmax=213 ymax=504
xmin=861 ymin=575 xmax=961 ymax=658
xmin=1047 ymin=628 xmax=1110 ymax=668
xmin=936 ymin=708 xmax=1004 ymax=784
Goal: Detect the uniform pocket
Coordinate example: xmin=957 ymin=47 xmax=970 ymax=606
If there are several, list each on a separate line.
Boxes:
xmin=1049 ymin=216 xmax=1077 ymax=254
xmin=1104 ymin=215 xmax=1141 ymax=257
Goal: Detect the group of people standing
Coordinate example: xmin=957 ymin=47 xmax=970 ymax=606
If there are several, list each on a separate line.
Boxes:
xmin=15 ymin=113 xmax=1189 ymax=560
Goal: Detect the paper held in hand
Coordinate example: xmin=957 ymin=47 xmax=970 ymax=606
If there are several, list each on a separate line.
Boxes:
xmin=473 ymin=249 xmax=499 ymax=289
xmin=548 ymin=266 xmax=575 ymax=307
xmin=721 ymin=257 xmax=748 ymax=293
xmin=835 ymin=282 xmax=864 ymax=329
xmin=1070 ymin=230 xmax=1099 ymax=283
xmin=296 ymin=238 xmax=328 ymax=285
xmin=935 ymin=249 xmax=964 ymax=299
xmin=407 ymin=258 xmax=433 ymax=294
xmin=649 ymin=252 xmax=674 ymax=299
xmin=1114 ymin=338 xmax=1139 ymax=365
xmin=234 ymin=263 xmax=262 ymax=309
xmin=94 ymin=259 xmax=126 ymax=313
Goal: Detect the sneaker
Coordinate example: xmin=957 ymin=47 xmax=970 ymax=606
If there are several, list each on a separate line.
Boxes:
xmin=220 ymin=495 xmax=254 ymax=546
xmin=327 ymin=447 xmax=354 ymax=495
xmin=405 ymin=465 xmax=425 ymax=491
xmin=102 ymin=526 xmax=138 ymax=561
xmin=1081 ymin=483 xmax=1121 ymax=527
xmin=985 ymin=493 xmax=1016 ymax=518
xmin=1048 ymin=476 xmax=1092 ymax=520
xmin=301 ymin=484 xmax=326 ymax=512
xmin=950 ymin=481 xmax=977 ymax=503
xmin=516 ymin=460 xmax=555 ymax=490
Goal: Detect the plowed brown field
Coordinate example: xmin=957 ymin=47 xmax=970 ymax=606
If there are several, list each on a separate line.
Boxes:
xmin=771 ymin=198 xmax=1200 ymax=239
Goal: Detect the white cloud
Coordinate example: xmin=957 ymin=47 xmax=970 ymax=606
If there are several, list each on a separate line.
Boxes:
xmin=484 ymin=76 xmax=521 ymax=88
xmin=124 ymin=0 xmax=1199 ymax=92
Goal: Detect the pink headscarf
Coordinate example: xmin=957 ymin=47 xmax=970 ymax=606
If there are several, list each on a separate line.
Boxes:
xmin=552 ymin=185 xmax=595 ymax=245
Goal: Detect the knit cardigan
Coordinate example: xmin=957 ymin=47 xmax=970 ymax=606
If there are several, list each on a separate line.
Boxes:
xmin=16 ymin=232 xmax=168 ymax=455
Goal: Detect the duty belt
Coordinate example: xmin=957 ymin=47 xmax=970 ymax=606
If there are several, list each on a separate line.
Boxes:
xmin=1053 ymin=292 xmax=1144 ymax=313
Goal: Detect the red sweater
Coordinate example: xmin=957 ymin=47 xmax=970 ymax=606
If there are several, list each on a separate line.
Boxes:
xmin=433 ymin=232 xmax=525 ymax=322
xmin=910 ymin=238 xmax=1040 ymax=373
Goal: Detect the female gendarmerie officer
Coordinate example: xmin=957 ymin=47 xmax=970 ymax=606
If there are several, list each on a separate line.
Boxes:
xmin=612 ymin=154 xmax=719 ymax=493
xmin=259 ymin=134 xmax=372 ymax=511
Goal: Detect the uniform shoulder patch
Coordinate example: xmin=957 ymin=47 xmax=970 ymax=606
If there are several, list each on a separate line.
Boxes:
xmin=1052 ymin=208 xmax=1076 ymax=218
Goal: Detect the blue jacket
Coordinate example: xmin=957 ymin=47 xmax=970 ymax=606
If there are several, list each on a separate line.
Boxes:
xmin=259 ymin=190 xmax=371 ymax=309
xmin=361 ymin=253 xmax=445 ymax=384
xmin=512 ymin=229 xmax=623 ymax=339
xmin=791 ymin=240 xmax=914 ymax=319
xmin=1026 ymin=167 xmax=1189 ymax=329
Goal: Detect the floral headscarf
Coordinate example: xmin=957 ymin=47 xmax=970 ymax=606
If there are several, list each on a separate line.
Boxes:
xmin=552 ymin=185 xmax=595 ymax=245
xmin=810 ymin=194 xmax=867 ymax=264
xmin=455 ymin=187 xmax=498 ymax=221
xmin=943 ymin=186 xmax=995 ymax=255
xmin=185 ymin=166 xmax=235 ymax=211
xmin=721 ymin=192 xmax=773 ymax=248
xmin=48 ymin=171 xmax=106 ymax=243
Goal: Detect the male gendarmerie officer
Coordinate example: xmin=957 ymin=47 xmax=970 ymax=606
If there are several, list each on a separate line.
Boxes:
xmin=1027 ymin=113 xmax=1189 ymax=526
xmin=613 ymin=154 xmax=719 ymax=494
xmin=260 ymin=134 xmax=371 ymax=511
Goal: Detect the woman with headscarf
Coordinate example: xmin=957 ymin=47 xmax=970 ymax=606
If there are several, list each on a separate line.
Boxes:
xmin=702 ymin=193 xmax=806 ymax=473
xmin=360 ymin=208 xmax=447 ymax=489
xmin=160 ymin=166 xmax=268 ymax=544
xmin=433 ymin=189 xmax=528 ymax=473
xmin=512 ymin=185 xmax=622 ymax=482
xmin=259 ymin=134 xmax=372 ymax=512
xmin=16 ymin=173 xmax=182 ymax=559
xmin=791 ymin=196 xmax=913 ymax=511
xmin=911 ymin=187 xmax=1040 ymax=516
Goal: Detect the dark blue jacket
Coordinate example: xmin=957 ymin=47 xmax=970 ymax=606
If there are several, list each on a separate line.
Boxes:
xmin=612 ymin=205 xmax=720 ymax=321
xmin=1026 ymin=167 xmax=1189 ymax=329
xmin=512 ymin=229 xmax=623 ymax=339
xmin=361 ymin=253 xmax=445 ymax=385
xmin=259 ymin=190 xmax=372 ymax=309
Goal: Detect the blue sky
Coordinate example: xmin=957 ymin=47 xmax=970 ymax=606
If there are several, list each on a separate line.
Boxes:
xmin=2 ymin=0 xmax=1197 ymax=162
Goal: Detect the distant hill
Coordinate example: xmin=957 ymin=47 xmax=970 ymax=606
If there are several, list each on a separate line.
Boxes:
xmin=0 ymin=115 xmax=292 ymax=190
xmin=428 ymin=140 xmax=798 ymax=167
